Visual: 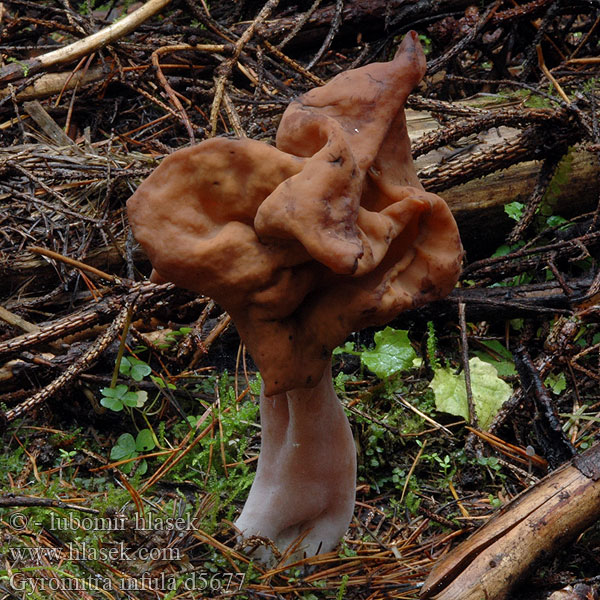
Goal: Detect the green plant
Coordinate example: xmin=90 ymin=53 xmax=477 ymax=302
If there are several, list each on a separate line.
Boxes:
xmin=488 ymin=493 xmax=503 ymax=508
xmin=338 ymin=541 xmax=357 ymax=558
xmin=6 ymin=57 xmax=29 ymax=77
xmin=477 ymin=455 xmax=504 ymax=481
xmin=431 ymin=452 xmax=453 ymax=478
xmin=77 ymin=0 xmax=112 ymax=15
xmin=504 ymin=201 xmax=525 ymax=222
xmin=335 ymin=326 xmax=417 ymax=380
xmin=491 ymin=240 xmax=525 ymax=259
xmin=100 ymin=354 xmax=162 ymax=471
xmin=418 ymin=440 xmax=455 ymax=480
xmin=336 ymin=574 xmax=349 ymax=600
xmin=474 ymin=339 xmax=516 ymax=377
xmin=545 ymin=372 xmax=567 ymax=395
xmin=504 ymin=151 xmax=574 ymax=234
xmin=119 ymin=355 xmax=152 ymax=381
xmin=364 ymin=423 xmax=387 ymax=468
xmin=426 ymin=321 xmax=441 ymax=369
xmin=109 ymin=430 xmax=156 ymax=474
xmin=152 ymin=326 xmax=194 ymax=349
xmin=100 ymin=384 xmax=143 ymax=411
xmin=58 ymin=449 xmax=77 ymax=461
xmin=403 ymin=490 xmax=421 ymax=515
xmin=418 ymin=34 xmax=432 ymax=55
xmin=429 ymin=357 xmax=512 ymax=429
xmin=160 ymin=373 xmax=261 ymax=524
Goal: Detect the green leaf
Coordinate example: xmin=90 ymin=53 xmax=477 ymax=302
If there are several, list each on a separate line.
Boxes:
xmin=127 ymin=357 xmax=152 ymax=381
xmin=119 ymin=356 xmax=132 ymax=376
xmin=110 ymin=433 xmax=136 ymax=459
xmin=121 ymin=390 xmax=141 ymax=407
xmin=100 ymin=395 xmax=124 ymax=412
xmin=151 ymin=375 xmax=176 ymax=390
xmin=429 ymin=357 xmax=512 ymax=430
xmin=492 ymin=244 xmax=512 ymax=258
xmin=504 ymin=201 xmax=524 ymax=222
xmin=101 ymin=384 xmax=128 ymax=399
xmin=134 ymin=390 xmax=149 ymax=407
xmin=545 ymin=372 xmax=566 ymax=395
xmin=333 ymin=341 xmax=358 ymax=355
xmin=100 ymin=385 xmax=131 ymax=411
xmin=491 ymin=240 xmax=525 ymax=259
xmin=473 ymin=340 xmax=516 ymax=377
xmin=120 ymin=461 xmax=134 ymax=474
xmin=360 ymin=327 xmax=417 ymax=379
xmin=6 ymin=57 xmax=30 ymax=77
xmin=117 ymin=433 xmax=136 ymax=452
xmin=546 ymin=215 xmax=568 ymax=228
xmin=135 ymin=429 xmax=155 ymax=452
xmin=476 ymin=339 xmax=513 ymax=361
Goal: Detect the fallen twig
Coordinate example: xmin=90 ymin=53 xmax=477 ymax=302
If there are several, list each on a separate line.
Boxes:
xmin=0 ymin=0 xmax=174 ymax=85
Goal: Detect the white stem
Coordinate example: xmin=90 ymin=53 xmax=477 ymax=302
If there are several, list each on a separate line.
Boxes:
xmin=235 ymin=359 xmax=356 ymax=565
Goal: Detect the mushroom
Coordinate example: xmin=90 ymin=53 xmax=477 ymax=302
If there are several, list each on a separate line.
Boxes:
xmin=127 ymin=31 xmax=463 ymax=565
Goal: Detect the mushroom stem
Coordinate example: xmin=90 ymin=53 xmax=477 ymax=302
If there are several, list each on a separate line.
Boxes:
xmin=235 ymin=358 xmax=356 ymax=565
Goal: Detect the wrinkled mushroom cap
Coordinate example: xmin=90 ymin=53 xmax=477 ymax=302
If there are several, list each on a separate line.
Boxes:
xmin=127 ymin=32 xmax=463 ymax=395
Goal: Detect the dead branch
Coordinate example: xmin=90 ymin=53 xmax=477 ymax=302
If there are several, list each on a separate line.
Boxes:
xmin=421 ymin=443 xmax=600 ymax=600
xmin=1 ymin=282 xmax=172 ymax=423
xmin=0 ymin=0 xmax=174 ymax=85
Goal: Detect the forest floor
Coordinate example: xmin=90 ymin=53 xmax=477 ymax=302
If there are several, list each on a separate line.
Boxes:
xmin=1 ymin=1 xmax=600 ymax=599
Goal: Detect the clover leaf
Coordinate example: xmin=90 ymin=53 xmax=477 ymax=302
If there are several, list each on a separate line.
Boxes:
xmin=119 ymin=356 xmax=152 ymax=382
xmin=110 ymin=433 xmax=136 ymax=460
xmin=100 ymin=384 xmax=140 ymax=411
xmin=135 ymin=429 xmax=155 ymax=452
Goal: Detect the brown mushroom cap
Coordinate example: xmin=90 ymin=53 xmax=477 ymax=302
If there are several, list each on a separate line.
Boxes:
xmin=127 ymin=31 xmax=463 ymax=395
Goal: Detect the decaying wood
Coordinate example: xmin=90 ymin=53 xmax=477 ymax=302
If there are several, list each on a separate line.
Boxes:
xmin=0 ymin=305 xmax=40 ymax=334
xmin=407 ymin=109 xmax=599 ymax=246
xmin=548 ymin=584 xmax=599 ymax=600
xmin=438 ymin=275 xmax=597 ymax=319
xmin=23 ymin=100 xmax=84 ymax=152
xmin=2 ymin=306 xmax=129 ymax=423
xmin=0 ymin=66 xmax=106 ymax=101
xmin=421 ymin=443 xmax=600 ymax=600
xmin=0 ymin=494 xmax=100 ymax=513
xmin=234 ymin=0 xmax=481 ymax=45
xmin=0 ymin=297 xmax=118 ymax=360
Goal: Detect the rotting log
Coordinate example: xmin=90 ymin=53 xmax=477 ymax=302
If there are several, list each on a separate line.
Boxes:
xmin=437 ymin=148 xmax=599 ymax=256
xmin=407 ymin=109 xmax=600 ymax=256
xmin=0 ymin=66 xmax=107 ymax=102
xmin=421 ymin=442 xmax=600 ymax=600
xmin=232 ymin=0 xmax=502 ymax=47
xmin=412 ymin=275 xmax=595 ymax=322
